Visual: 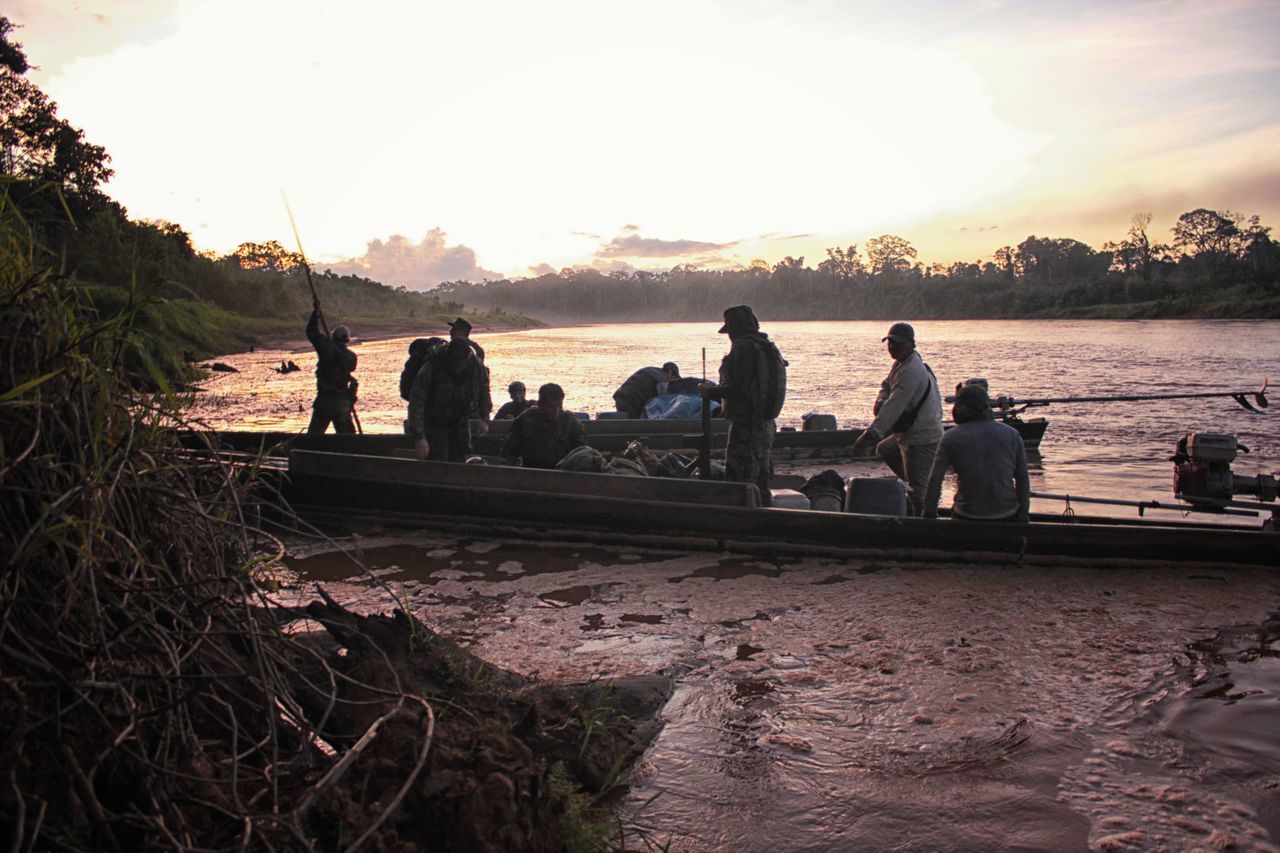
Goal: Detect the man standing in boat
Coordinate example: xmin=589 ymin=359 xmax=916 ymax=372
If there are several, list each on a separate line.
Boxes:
xmin=408 ymin=338 xmax=489 ymax=462
xmin=501 ymin=383 xmax=589 ymax=468
xmin=700 ymin=305 xmax=787 ymax=507
xmin=921 ymin=383 xmax=1030 ymax=522
xmin=305 ymin=305 xmax=358 ymax=434
xmin=612 ymin=362 xmax=681 ymax=419
xmin=850 ymin=322 xmax=943 ymax=515
xmin=448 ymin=317 xmax=493 ymax=433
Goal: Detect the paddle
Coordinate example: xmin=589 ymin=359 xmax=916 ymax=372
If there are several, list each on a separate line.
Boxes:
xmin=283 ymin=193 xmax=363 ymax=434
xmin=946 ymin=379 xmax=1270 ymax=414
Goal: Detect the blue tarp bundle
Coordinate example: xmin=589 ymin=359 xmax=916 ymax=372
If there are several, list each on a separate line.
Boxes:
xmin=643 ymin=393 xmax=720 ymax=420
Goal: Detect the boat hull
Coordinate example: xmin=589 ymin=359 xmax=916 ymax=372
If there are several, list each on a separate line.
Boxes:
xmin=281 ymin=450 xmax=1279 ymax=568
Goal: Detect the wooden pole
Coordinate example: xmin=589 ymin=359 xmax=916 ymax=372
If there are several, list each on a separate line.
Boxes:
xmin=699 ymin=347 xmax=711 ymax=478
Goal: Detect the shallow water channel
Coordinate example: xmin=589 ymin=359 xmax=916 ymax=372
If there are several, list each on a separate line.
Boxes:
xmin=282 ymin=531 xmax=1280 ymax=850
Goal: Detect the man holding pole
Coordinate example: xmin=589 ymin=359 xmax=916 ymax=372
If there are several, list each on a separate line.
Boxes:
xmin=305 ymin=304 xmax=359 ymax=434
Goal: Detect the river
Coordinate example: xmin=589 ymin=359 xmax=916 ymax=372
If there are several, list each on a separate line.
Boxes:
xmin=201 ymin=319 xmax=1280 ymax=849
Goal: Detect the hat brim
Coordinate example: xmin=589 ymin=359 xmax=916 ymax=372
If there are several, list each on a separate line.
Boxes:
xmin=882 ymin=334 xmax=913 ymax=345
xmin=717 ymin=323 xmax=730 ymax=333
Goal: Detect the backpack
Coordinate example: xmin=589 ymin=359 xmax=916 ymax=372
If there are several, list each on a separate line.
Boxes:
xmin=751 ymin=336 xmax=788 ymax=420
xmin=399 ymin=337 xmax=446 ymax=400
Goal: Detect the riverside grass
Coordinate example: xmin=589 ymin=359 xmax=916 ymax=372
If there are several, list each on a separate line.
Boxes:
xmin=0 ymin=189 xmax=438 ymax=849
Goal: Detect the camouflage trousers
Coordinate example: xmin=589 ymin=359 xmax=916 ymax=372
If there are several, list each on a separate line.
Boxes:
xmin=424 ymin=419 xmax=472 ymax=463
xmin=726 ymin=417 xmax=775 ymax=507
xmin=307 ymin=394 xmax=355 ymax=435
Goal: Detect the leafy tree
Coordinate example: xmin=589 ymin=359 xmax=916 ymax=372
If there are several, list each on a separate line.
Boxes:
xmin=1171 ymin=208 xmax=1249 ymax=258
xmin=227 ymin=240 xmax=305 ymax=273
xmin=1015 ymin=235 xmax=1108 ymax=283
xmin=818 ymin=244 xmax=864 ymax=279
xmin=0 ymin=17 xmax=112 ymax=209
xmin=865 ymin=234 xmax=917 ymax=275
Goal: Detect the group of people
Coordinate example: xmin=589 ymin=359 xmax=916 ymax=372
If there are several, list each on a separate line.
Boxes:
xmin=303 ymin=301 xmax=1029 ymax=521
xmin=847 ymin=320 xmax=1030 ymax=522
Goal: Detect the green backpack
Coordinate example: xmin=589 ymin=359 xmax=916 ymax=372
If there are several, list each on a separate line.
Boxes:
xmin=752 ymin=337 xmax=788 ymax=420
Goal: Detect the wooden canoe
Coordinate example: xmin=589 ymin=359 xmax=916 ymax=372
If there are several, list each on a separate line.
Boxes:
xmin=279 ymin=449 xmax=1280 ymax=568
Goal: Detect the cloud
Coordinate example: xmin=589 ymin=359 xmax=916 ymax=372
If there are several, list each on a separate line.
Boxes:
xmin=11 ymin=0 xmax=184 ymax=76
xmin=527 ymin=262 xmax=557 ymax=277
xmin=597 ymin=233 xmax=738 ymax=258
xmin=773 ymin=233 xmax=814 ymax=241
xmin=570 ymin=230 xmax=600 ymax=239
xmin=621 ymin=224 xmax=641 ymax=232
xmin=324 ymin=229 xmax=501 ymax=290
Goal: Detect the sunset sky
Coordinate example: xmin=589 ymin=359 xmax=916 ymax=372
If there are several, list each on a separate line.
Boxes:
xmin=10 ymin=0 xmax=1280 ymax=288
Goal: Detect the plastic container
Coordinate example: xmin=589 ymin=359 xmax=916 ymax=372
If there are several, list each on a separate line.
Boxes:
xmin=844 ymin=477 xmax=908 ymax=516
xmin=770 ymin=489 xmax=811 ymax=510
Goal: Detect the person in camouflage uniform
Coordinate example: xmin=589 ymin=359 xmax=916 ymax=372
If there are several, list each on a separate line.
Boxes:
xmin=305 ymin=307 xmax=358 ymax=434
xmin=700 ymin=305 xmax=784 ymax=507
xmin=501 ymin=383 xmax=588 ymax=468
xmin=408 ymin=338 xmax=488 ymax=462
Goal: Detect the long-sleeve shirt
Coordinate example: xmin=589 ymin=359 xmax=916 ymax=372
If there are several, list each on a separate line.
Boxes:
xmin=869 ymin=350 xmax=942 ymax=446
xmin=306 ymin=310 xmax=356 ymax=397
xmin=922 ymin=419 xmax=1030 ymax=520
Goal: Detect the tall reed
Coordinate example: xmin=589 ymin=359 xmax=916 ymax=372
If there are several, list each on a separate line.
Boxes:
xmin=0 ymin=183 xmax=389 ymax=849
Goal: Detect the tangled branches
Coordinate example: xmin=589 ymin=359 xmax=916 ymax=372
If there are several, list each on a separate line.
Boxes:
xmin=0 ymin=189 xmax=432 ymax=850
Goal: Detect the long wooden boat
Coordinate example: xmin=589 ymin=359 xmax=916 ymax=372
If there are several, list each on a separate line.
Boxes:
xmin=278 ymin=448 xmax=1280 ymax=568
xmin=186 ymin=414 xmax=1046 ymax=463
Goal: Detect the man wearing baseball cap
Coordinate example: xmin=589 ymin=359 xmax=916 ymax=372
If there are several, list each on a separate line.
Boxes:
xmin=849 ymin=322 xmax=943 ymax=515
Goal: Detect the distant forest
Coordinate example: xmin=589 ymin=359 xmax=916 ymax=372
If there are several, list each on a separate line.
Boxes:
xmin=436 ymin=212 xmax=1280 ymax=322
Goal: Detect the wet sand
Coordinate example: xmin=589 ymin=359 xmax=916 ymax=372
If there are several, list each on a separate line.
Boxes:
xmin=280 ymin=530 xmax=1280 ymax=851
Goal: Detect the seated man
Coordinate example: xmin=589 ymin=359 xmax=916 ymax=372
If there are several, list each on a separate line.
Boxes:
xmin=495 ymin=381 xmax=534 ymax=420
xmin=922 ymin=383 xmax=1030 ymax=522
xmin=501 ymin=383 xmax=589 ymax=468
xmin=612 ymin=362 xmax=680 ymax=419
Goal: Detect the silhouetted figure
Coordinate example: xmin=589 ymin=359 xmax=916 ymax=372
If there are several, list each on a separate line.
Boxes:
xmin=305 ymin=308 xmax=357 ymax=434
xmin=495 ymin=380 xmax=534 ymax=420
xmin=613 ymin=362 xmax=681 ymax=418
xmin=501 ymin=383 xmax=588 ymax=468
xmin=700 ymin=306 xmax=787 ymax=506
xmin=922 ymin=383 xmax=1029 ymax=522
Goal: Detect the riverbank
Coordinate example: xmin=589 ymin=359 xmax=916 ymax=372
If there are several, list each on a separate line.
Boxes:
xmin=246 ymin=314 xmax=547 ymax=352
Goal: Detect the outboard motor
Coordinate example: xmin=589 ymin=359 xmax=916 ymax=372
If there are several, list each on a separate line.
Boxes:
xmin=1172 ymin=433 xmax=1278 ymax=503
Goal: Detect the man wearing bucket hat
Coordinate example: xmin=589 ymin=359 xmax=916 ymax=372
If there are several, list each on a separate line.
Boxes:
xmin=700 ymin=305 xmax=787 ymax=506
xmin=849 ymin=322 xmax=943 ymax=515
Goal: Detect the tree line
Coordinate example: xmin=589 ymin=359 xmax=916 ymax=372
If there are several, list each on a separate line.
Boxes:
xmin=434 ymin=210 xmax=1280 ymax=322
